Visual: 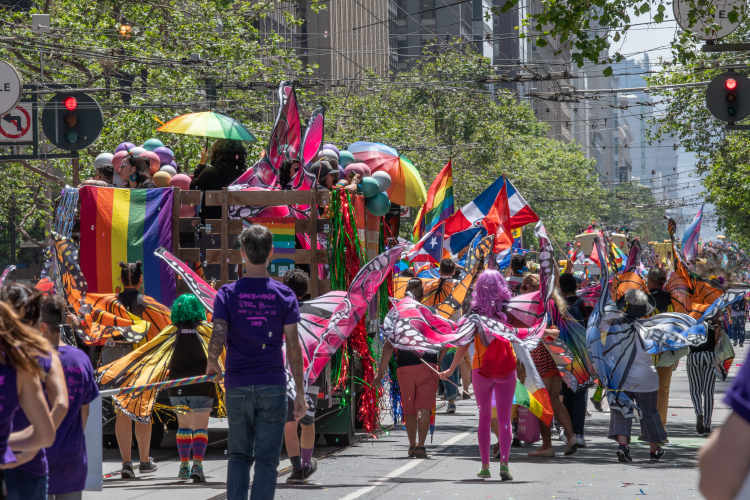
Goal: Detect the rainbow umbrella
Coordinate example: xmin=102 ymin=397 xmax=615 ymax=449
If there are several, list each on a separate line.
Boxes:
xmin=347 ymin=141 xmax=427 ymax=207
xmin=157 ymin=112 xmax=257 ymax=142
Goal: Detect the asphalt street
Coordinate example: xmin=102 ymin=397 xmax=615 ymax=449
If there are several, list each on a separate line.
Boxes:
xmin=88 ymin=347 xmax=745 ymax=500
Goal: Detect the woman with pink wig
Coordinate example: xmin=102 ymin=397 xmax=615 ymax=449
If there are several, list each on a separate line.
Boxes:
xmin=439 ymin=270 xmax=526 ymax=480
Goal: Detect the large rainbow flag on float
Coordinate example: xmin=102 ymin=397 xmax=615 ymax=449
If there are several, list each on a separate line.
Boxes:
xmin=412 ymin=160 xmax=454 ymax=242
xmin=78 ymin=186 xmax=176 ymax=305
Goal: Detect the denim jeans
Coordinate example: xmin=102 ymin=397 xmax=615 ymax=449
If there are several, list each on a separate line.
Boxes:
xmin=226 ymin=385 xmax=287 ymax=500
xmin=4 ymin=468 xmax=47 ymax=500
xmin=441 ymin=351 xmax=460 ymax=401
xmin=562 ymin=383 xmax=588 ymax=436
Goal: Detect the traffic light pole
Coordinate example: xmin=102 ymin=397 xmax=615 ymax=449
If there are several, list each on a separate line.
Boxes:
xmin=71 ymin=155 xmax=79 ymax=186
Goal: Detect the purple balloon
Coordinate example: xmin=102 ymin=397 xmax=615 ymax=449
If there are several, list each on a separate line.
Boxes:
xmin=153 ymin=146 xmax=174 ymax=165
xmin=338 ymin=166 xmax=346 ymax=180
xmin=170 ymin=160 xmax=178 ymax=168
xmin=115 ymin=142 xmax=136 ymax=154
xmin=323 ymin=144 xmax=340 ymax=156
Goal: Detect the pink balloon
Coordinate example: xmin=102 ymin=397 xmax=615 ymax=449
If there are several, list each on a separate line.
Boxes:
xmin=112 ymin=150 xmax=128 ymax=170
xmin=169 ymin=173 xmax=191 ymax=190
xmin=141 ymin=151 xmax=161 ymax=172
xmin=361 ymin=164 xmax=372 ymax=177
xmin=344 ymin=163 xmax=365 ymax=180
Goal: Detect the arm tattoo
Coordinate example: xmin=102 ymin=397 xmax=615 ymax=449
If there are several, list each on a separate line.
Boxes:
xmin=208 ymin=319 xmax=228 ymax=362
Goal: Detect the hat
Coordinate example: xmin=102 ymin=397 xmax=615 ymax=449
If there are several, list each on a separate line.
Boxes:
xmin=616 ymin=289 xmax=656 ymax=317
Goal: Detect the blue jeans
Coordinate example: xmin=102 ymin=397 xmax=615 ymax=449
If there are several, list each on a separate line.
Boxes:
xmin=441 ymin=351 xmax=460 ymax=401
xmin=226 ymin=385 xmax=286 ymax=500
xmin=4 ymin=468 xmax=47 ymax=500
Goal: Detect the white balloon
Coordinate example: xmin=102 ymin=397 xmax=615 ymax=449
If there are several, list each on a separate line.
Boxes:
xmin=112 ymin=174 xmax=126 ymax=187
xmin=371 ymin=171 xmax=392 ymax=192
xmin=159 ymin=165 xmax=177 ymax=177
xmin=129 ymin=147 xmax=146 ymax=157
xmin=319 ymin=148 xmax=339 ymax=160
xmin=94 ymin=153 xmax=114 ymax=168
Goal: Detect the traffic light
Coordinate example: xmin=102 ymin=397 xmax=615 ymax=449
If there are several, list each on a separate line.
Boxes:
xmin=41 ymin=92 xmax=103 ymax=150
xmin=706 ymin=71 xmax=750 ymax=123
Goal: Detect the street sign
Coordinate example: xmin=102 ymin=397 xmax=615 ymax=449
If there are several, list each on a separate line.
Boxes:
xmin=0 ymin=61 xmax=22 ymax=116
xmin=0 ymin=102 xmax=33 ymax=143
xmin=706 ymin=71 xmax=750 ymax=122
xmin=674 ymin=0 xmax=744 ymax=40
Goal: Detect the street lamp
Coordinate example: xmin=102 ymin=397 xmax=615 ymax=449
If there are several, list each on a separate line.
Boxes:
xmin=119 ymin=23 xmax=132 ymax=40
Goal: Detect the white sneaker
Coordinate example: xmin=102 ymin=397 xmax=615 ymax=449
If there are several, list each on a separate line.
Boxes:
xmin=577 ymin=434 xmax=586 ymax=448
xmin=559 ymin=429 xmax=567 ymax=444
xmin=585 ymin=409 xmax=592 ymax=417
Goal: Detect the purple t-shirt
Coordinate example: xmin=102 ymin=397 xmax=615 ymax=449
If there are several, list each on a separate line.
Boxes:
xmin=12 ymin=355 xmax=51 ymax=476
xmin=47 ymin=345 xmax=99 ymax=495
xmin=213 ymin=278 xmax=300 ymax=389
xmin=725 ymin=358 xmax=750 ymax=424
xmin=0 ymin=363 xmax=19 ymax=466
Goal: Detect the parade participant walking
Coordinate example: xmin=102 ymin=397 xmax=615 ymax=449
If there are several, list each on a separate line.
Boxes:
xmin=165 ymin=294 xmax=216 ymax=483
xmin=687 ymin=311 xmax=723 ymax=436
xmin=0 ymin=301 xmax=55 ymax=474
xmin=1 ymin=284 xmax=69 ymax=500
xmin=117 ymin=154 xmax=156 ymax=189
xmin=282 ymin=269 xmax=320 ymax=484
xmin=608 ymin=289 xmax=667 ymax=462
xmin=647 ymin=267 xmax=675 ymax=432
xmin=38 ymin=295 xmax=99 ymax=500
xmin=206 ymin=224 xmax=306 ymax=500
xmin=439 ymin=270 xmax=520 ymax=481
xmin=109 ymin=261 xmax=158 ymax=478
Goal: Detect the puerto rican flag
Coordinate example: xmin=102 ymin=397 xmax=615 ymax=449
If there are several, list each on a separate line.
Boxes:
xmin=444 ymin=177 xmax=538 ymax=236
xmin=407 ymin=222 xmax=446 ymax=264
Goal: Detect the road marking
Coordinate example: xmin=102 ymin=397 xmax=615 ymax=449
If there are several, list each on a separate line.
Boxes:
xmin=338 ymin=431 xmax=471 ymax=500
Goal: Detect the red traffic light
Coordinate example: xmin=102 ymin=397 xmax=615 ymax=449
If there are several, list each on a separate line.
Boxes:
xmin=63 ymin=97 xmax=77 ymax=111
xmin=726 ymin=78 xmax=738 ymax=91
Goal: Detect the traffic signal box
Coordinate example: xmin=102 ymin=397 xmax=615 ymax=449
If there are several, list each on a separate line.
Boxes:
xmin=41 ymin=92 xmax=103 ymax=150
xmin=706 ymin=71 xmax=750 ymax=123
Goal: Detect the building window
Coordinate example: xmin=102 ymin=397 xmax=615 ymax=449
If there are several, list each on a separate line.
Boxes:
xmin=421 ymin=0 xmax=436 ymax=19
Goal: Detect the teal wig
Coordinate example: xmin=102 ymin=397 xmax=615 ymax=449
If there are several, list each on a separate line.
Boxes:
xmin=170 ymin=294 xmax=207 ymax=323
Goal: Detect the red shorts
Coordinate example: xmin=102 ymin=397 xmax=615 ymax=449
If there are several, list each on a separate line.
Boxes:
xmin=396 ymin=363 xmax=439 ymax=415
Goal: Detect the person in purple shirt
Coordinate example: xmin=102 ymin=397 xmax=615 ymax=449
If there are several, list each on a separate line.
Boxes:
xmin=206 ymin=224 xmax=307 ymax=500
xmin=1 ymin=284 xmax=69 ymax=500
xmin=39 ymin=295 xmax=99 ymax=500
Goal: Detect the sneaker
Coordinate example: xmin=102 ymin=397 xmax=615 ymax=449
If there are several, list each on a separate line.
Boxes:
xmin=446 ymin=403 xmax=456 ymax=414
xmin=139 ymin=458 xmax=158 ymax=474
xmin=617 ymin=444 xmax=633 ymax=463
xmin=286 ymin=469 xmax=305 ymax=484
xmin=190 ymin=464 xmax=205 ymax=483
xmin=741 ymin=344 xmax=744 ymax=348
xmin=576 ymin=434 xmax=586 ymax=448
xmin=696 ymin=413 xmax=705 ymax=435
xmin=734 ymin=341 xmax=738 ymax=346
xmin=590 ymin=397 xmax=604 ymax=412
xmin=650 ymin=447 xmax=665 ymax=461
xmin=559 ymin=428 xmax=567 ymax=444
xmin=585 ymin=408 xmax=592 ymax=417
xmin=499 ymin=464 xmax=513 ymax=481
xmin=303 ymin=458 xmax=318 ymax=481
xmin=477 ymin=468 xmax=491 ymax=479
xmin=121 ymin=462 xmax=135 ymax=479
xmin=493 ymin=442 xmax=501 ymax=458
xmin=704 ymin=427 xmax=712 ymax=437
xmin=178 ymin=464 xmax=191 ymax=479
xmin=512 ymin=435 xmax=521 ymax=447
xmin=462 ymin=392 xmax=472 ymax=400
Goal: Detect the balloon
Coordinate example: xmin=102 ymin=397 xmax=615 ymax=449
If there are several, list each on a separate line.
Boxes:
xmin=142 ymin=138 xmax=164 ymax=151
xmin=151 ymin=171 xmax=172 ymax=187
xmin=323 ymin=144 xmax=340 ymax=156
xmin=111 ymin=150 xmax=128 ymax=170
xmin=170 ymin=160 xmax=178 ymax=169
xmin=371 ymin=171 xmax=391 ymax=192
xmin=169 ymin=173 xmax=191 ymax=190
xmin=115 ymin=142 xmax=135 ymax=153
xmin=141 ymin=151 xmax=161 ymax=175
xmin=129 ymin=146 xmax=146 ymax=157
xmin=180 ymin=205 xmax=197 ymax=218
xmin=94 ymin=153 xmax=114 ymax=168
xmin=159 ymin=165 xmax=177 ymax=177
xmin=361 ymin=164 xmax=372 ymax=177
xmin=112 ymin=175 xmax=126 ymax=187
xmin=366 ymin=192 xmax=390 ymax=216
xmin=338 ymin=166 xmax=346 ymax=180
xmin=153 ymin=146 xmax=174 ymax=165
xmin=319 ymin=148 xmax=338 ymax=160
xmin=344 ymin=163 xmax=365 ymax=180
xmin=359 ymin=177 xmax=380 ymax=198
xmin=338 ymin=151 xmax=355 ymax=167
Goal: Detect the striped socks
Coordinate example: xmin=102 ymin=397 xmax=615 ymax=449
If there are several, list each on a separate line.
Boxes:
xmin=176 ymin=428 xmax=192 ymax=465
xmin=192 ymin=429 xmax=208 ymax=466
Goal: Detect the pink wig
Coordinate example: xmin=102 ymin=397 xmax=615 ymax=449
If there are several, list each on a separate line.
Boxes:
xmin=470 ymin=270 xmax=512 ymax=322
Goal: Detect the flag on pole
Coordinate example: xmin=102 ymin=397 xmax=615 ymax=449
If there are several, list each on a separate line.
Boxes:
xmin=480 ymin=183 xmax=514 ymax=255
xmin=407 ymin=222 xmax=446 ymax=263
xmin=682 ymin=205 xmax=704 ymax=262
xmin=412 ymin=160 xmax=454 ymax=242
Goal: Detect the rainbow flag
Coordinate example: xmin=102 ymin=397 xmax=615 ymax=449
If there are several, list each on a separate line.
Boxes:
xmin=512 ymin=344 xmax=553 ymax=426
xmin=611 ymin=242 xmax=628 ymax=272
xmin=412 ymin=160 xmax=454 ymax=242
xmin=78 ymin=186 xmax=176 ymax=305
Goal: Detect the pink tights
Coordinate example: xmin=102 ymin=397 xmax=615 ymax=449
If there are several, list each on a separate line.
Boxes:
xmin=472 ymin=368 xmax=517 ymax=463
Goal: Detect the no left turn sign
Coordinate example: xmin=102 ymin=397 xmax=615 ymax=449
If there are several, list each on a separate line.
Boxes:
xmin=0 ymin=102 xmax=32 ymax=142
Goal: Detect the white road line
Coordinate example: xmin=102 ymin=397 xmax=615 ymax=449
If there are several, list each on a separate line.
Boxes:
xmin=337 ymin=431 xmax=472 ymax=500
